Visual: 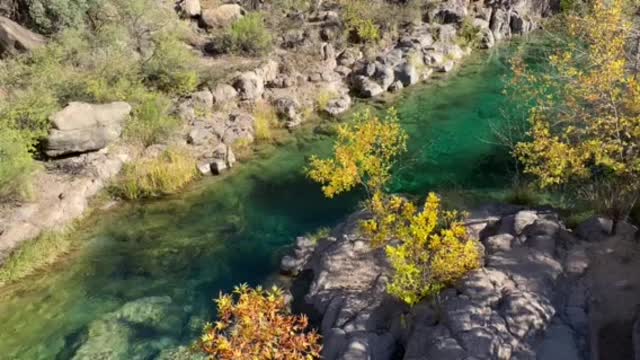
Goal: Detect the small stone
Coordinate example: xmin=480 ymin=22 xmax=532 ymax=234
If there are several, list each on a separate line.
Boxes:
xmin=197 ymin=162 xmax=212 ymax=176
xmin=211 ymin=160 xmax=228 ymax=175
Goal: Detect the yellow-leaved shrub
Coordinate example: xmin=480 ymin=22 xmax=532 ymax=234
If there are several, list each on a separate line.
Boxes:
xmin=362 ymin=193 xmax=482 ymax=306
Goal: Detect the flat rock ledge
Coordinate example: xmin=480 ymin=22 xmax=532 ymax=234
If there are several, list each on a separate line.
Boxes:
xmin=283 ymin=205 xmax=595 ymax=360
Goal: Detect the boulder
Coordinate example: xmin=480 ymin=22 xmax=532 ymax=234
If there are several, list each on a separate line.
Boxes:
xmin=202 ymin=4 xmax=246 ymax=28
xmin=273 ymin=97 xmax=302 ymax=128
xmin=180 ymin=0 xmax=201 ymax=17
xmin=373 ymin=63 xmax=395 ymax=90
xmin=255 ymin=60 xmax=279 ymax=83
xmin=337 ymin=48 xmax=363 ymax=67
xmin=212 ymin=84 xmax=238 ymax=105
xmin=575 ymin=216 xmax=612 ymax=242
xmin=191 ymin=89 xmax=214 ymax=110
xmin=0 ymin=15 xmax=46 ymax=56
xmin=233 ymin=71 xmax=264 ymax=101
xmin=388 ymin=80 xmax=404 ymax=92
xmin=324 ymin=94 xmax=352 ymax=116
xmin=71 ymin=318 xmax=134 ymax=360
xmin=353 ymin=76 xmax=384 ymax=98
xmin=437 ymin=24 xmax=458 ymax=43
xmin=394 ymin=62 xmax=419 ymax=87
xmin=213 ymin=143 xmax=236 ymax=168
xmin=429 ymin=0 xmax=469 ymax=24
xmin=221 ymin=112 xmax=254 ymax=145
xmin=46 ymin=102 xmax=132 ymax=157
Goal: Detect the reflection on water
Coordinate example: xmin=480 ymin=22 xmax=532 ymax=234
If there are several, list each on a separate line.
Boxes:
xmin=0 ymin=39 xmax=539 ymax=359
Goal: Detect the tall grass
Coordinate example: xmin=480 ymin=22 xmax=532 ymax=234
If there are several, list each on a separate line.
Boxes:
xmin=253 ymin=101 xmax=279 ymax=142
xmin=0 ymin=229 xmax=73 ymax=285
xmin=111 ymin=147 xmax=199 ymax=200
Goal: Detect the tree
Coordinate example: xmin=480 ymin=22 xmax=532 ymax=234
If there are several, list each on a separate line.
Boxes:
xmin=307 ymin=109 xmax=481 ymax=306
xmin=306 ymin=108 xmax=408 ymax=199
xmin=199 ymin=284 xmax=321 ymax=360
xmin=514 ymin=0 xmax=640 ymax=230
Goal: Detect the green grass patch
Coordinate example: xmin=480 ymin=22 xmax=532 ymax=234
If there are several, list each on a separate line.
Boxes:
xmin=0 ymin=229 xmax=73 ymax=286
xmin=111 ymin=147 xmax=199 ymax=200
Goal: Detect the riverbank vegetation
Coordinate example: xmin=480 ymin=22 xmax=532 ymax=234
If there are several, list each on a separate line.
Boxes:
xmin=111 ymin=147 xmax=199 ymax=200
xmin=0 ymin=0 xmax=199 ymax=201
xmin=512 ymin=0 xmax=640 ymax=231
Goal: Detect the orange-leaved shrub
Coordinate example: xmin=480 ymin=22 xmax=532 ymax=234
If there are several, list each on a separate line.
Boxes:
xmin=199 ymin=284 xmax=321 ymax=359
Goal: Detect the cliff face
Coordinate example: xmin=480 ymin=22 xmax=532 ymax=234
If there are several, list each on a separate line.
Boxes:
xmin=284 ymin=205 xmax=593 ymax=360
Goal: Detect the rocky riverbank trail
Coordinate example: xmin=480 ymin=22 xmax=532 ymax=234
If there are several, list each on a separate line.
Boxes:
xmin=281 ymin=205 xmax=640 ymax=360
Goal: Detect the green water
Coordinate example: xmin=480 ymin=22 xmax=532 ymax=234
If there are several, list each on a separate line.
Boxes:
xmin=0 ymin=40 xmax=540 ymax=359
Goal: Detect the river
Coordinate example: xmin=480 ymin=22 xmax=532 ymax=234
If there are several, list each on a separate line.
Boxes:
xmin=0 ymin=38 xmax=541 ymax=359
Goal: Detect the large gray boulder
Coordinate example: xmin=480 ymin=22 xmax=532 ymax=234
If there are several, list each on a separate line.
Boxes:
xmin=202 ymin=4 xmax=246 ymax=28
xmin=180 ymin=0 xmax=201 ymax=17
xmin=0 ymin=15 xmax=46 ymax=56
xmin=352 ymin=75 xmax=384 ymax=98
xmin=46 ymin=102 xmax=132 ymax=157
xmin=394 ymin=62 xmax=419 ymax=87
xmin=233 ymin=71 xmax=265 ymax=101
xmin=429 ymin=0 xmax=469 ymax=24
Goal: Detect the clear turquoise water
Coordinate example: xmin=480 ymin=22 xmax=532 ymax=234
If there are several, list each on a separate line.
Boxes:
xmin=0 ymin=40 xmax=539 ymax=359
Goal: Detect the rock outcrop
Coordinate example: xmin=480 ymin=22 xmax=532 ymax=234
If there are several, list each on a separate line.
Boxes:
xmin=202 ymin=4 xmax=246 ymax=28
xmin=285 ymin=205 xmax=592 ymax=359
xmin=45 ymin=102 xmax=132 ymax=157
xmin=0 ymin=15 xmax=46 ymax=55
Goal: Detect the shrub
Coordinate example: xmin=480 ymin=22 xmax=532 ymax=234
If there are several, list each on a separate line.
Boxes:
xmin=125 ymin=93 xmax=181 ymax=147
xmin=0 ymin=87 xmax=59 ymax=141
xmin=0 ymin=228 xmax=73 ymax=285
xmin=253 ymin=101 xmax=278 ymax=142
xmin=112 ymin=147 xmax=198 ymax=200
xmin=226 ymin=13 xmax=273 ymax=55
xmin=315 ymin=89 xmax=339 ymax=113
xmin=23 ymin=0 xmax=98 ymax=34
xmin=199 ymin=284 xmax=321 ymax=359
xmin=0 ymin=127 xmax=39 ymax=201
xmin=340 ymin=0 xmax=382 ymax=43
xmin=306 ymin=108 xmax=408 ymax=198
xmin=142 ymin=34 xmax=199 ymax=96
xmin=457 ymin=17 xmax=481 ymax=48
xmin=362 ymin=193 xmax=482 ymax=305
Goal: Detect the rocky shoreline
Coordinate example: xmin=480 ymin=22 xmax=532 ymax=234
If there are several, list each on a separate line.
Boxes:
xmin=280 ymin=204 xmax=640 ymax=360
xmin=0 ymin=0 xmax=551 ymax=265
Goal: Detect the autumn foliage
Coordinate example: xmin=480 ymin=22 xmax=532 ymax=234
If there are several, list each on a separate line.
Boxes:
xmin=306 ymin=108 xmax=407 ymax=198
xmin=362 ymin=193 xmax=481 ymax=306
xmin=513 ymin=0 xmax=640 ymax=224
xmin=307 ymin=109 xmax=480 ymax=306
xmin=199 ymin=285 xmax=321 ymax=360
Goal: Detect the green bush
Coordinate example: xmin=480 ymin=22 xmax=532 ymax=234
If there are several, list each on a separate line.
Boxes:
xmin=111 ymin=147 xmax=199 ymax=200
xmin=226 ymin=13 xmax=273 ymax=55
xmin=125 ymin=93 xmax=181 ymax=147
xmin=341 ymin=0 xmax=381 ymax=43
xmin=0 ymin=127 xmax=39 ymax=201
xmin=23 ymin=0 xmax=100 ymax=34
xmin=457 ymin=17 xmax=481 ymax=48
xmin=142 ymin=34 xmax=199 ymax=96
